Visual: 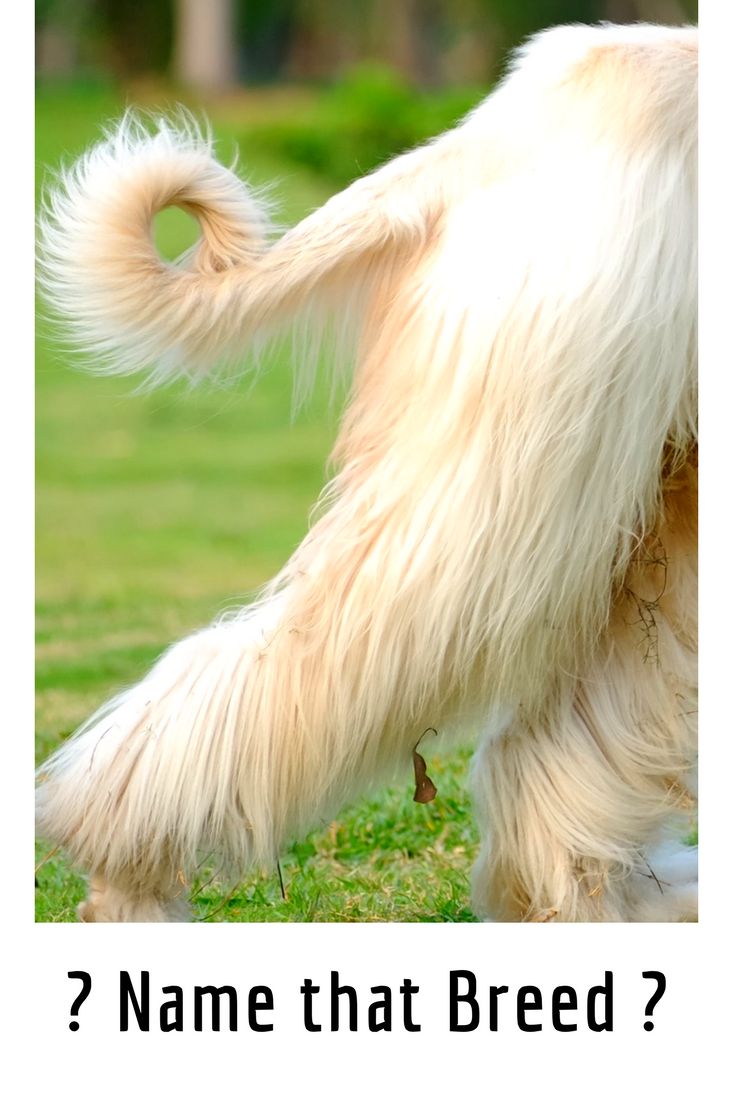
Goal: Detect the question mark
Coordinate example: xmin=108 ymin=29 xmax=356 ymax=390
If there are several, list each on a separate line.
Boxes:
xmin=68 ymin=971 xmax=92 ymax=1031
xmin=642 ymin=970 xmax=666 ymax=1031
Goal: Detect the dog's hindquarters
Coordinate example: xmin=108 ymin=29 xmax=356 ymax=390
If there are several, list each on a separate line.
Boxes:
xmin=36 ymin=24 xmax=698 ymax=921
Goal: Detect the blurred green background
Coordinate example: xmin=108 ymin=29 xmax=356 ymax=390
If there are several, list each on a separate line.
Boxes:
xmin=36 ymin=0 xmax=697 ymax=921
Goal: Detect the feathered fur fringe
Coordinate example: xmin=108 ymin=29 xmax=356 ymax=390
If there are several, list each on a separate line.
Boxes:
xmin=36 ymin=22 xmax=698 ymax=921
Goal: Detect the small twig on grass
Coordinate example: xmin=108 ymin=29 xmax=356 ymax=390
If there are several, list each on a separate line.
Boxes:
xmin=197 ymin=884 xmax=240 ymax=922
xmin=35 ymin=845 xmax=59 ymax=876
xmin=638 ymin=851 xmax=666 ymax=895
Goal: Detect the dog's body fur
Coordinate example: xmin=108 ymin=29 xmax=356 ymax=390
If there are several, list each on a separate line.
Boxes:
xmin=37 ymin=23 xmax=698 ymax=922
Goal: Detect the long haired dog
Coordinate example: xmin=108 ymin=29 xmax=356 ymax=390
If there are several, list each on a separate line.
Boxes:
xmin=37 ymin=23 xmax=698 ymax=922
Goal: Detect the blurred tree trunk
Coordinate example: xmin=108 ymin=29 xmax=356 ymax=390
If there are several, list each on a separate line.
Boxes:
xmin=286 ymin=0 xmax=345 ymax=80
xmin=36 ymin=0 xmax=93 ymax=78
xmin=375 ymin=0 xmax=442 ymax=87
xmin=174 ymin=0 xmax=237 ymax=91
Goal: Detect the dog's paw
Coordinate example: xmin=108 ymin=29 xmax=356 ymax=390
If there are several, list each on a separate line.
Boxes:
xmin=78 ymin=877 xmax=192 ymax=922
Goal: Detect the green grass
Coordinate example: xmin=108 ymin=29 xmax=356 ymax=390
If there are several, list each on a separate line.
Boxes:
xmin=35 ymin=82 xmax=479 ymax=922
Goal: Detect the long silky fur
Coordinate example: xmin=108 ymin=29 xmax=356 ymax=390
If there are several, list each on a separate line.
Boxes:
xmin=36 ymin=22 xmax=698 ymax=922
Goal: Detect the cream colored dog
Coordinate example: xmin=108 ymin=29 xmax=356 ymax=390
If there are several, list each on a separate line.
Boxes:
xmin=37 ymin=22 xmax=698 ymax=922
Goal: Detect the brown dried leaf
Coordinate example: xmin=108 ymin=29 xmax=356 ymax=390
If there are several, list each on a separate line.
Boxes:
xmin=413 ymin=749 xmax=437 ymax=804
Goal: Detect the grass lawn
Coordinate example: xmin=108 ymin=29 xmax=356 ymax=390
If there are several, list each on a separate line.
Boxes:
xmin=35 ymin=82 xmax=479 ymax=922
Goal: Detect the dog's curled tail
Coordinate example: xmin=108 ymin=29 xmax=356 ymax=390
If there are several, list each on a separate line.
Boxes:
xmin=39 ymin=111 xmax=437 ymax=386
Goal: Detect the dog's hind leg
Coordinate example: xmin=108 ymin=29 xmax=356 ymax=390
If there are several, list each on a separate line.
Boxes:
xmin=36 ymin=585 xmax=437 ymax=921
xmin=471 ymin=464 xmax=697 ymax=922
